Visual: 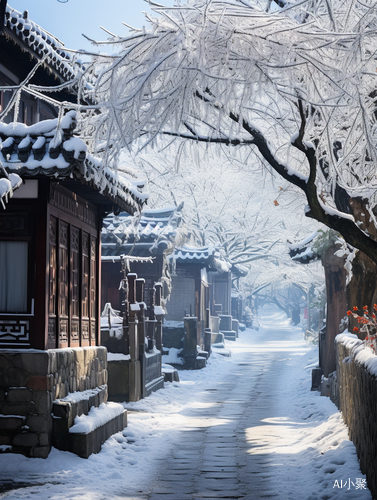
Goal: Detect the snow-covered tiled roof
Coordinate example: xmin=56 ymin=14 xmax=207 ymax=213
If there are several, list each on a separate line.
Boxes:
xmin=172 ymin=244 xmax=215 ymax=264
xmin=4 ymin=5 xmax=79 ymax=83
xmin=102 ymin=206 xmax=182 ymax=257
xmin=0 ymin=111 xmax=147 ymax=214
xmin=101 ymin=207 xmax=231 ymax=271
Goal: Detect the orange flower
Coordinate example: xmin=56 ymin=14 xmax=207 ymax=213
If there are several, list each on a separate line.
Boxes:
xmin=347 ymin=310 xmax=352 ymax=316
xmin=363 ymin=305 xmax=368 ymax=311
xmin=374 ymin=304 xmax=377 ymax=310
xmin=353 ymin=306 xmax=358 ymax=311
xmin=353 ymin=327 xmax=359 ymax=332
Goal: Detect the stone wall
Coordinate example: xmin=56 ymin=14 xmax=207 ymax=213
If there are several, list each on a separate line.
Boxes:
xmin=167 ymin=267 xmax=196 ymax=320
xmin=335 ymin=334 xmax=377 ymax=499
xmin=0 ymin=346 xmax=107 ymax=458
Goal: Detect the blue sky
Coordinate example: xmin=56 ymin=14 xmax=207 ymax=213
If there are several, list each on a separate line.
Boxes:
xmin=8 ymin=0 xmax=175 ymax=52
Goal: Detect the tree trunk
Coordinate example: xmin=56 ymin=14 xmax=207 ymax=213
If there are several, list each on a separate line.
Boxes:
xmin=321 ymin=244 xmax=347 ymax=377
xmin=347 ymin=251 xmax=377 ymax=339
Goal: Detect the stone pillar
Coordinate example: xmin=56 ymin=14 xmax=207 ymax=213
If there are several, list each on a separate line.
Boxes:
xmin=127 ymin=273 xmax=139 ymax=361
xmin=128 ymin=318 xmax=139 ymax=362
xmin=127 ymin=274 xmax=141 ymax=401
xmin=219 ymin=314 xmax=232 ymax=331
xmin=155 ymin=282 xmax=163 ymax=352
xmin=136 ymin=278 xmax=146 ymax=347
xmin=204 ymin=327 xmax=212 ymax=357
xmin=147 ymin=287 xmax=156 ymax=350
xmin=210 ymin=315 xmax=220 ymax=334
xmin=121 ymin=269 xmax=129 ymax=348
xmin=128 ymin=273 xmax=137 ymax=307
xmin=182 ymin=316 xmax=198 ymax=369
xmin=232 ymin=319 xmax=239 ymax=338
xmin=205 ymin=307 xmax=210 ymax=329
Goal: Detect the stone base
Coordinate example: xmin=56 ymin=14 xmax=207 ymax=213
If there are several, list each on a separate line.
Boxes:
xmin=141 ymin=350 xmax=163 ymax=399
xmin=195 ymin=357 xmax=207 ymax=369
xmin=162 ymin=324 xmax=185 ymax=349
xmin=144 ymin=375 xmax=165 ymax=397
xmin=181 ymin=354 xmax=206 ymax=370
xmin=211 ymin=332 xmax=225 ymax=344
xmin=129 ymin=360 xmax=141 ymax=402
xmin=0 ymin=347 xmax=107 ymax=459
xmin=221 ymin=330 xmax=237 ymax=341
xmin=162 ymin=364 xmax=180 ymax=383
xmin=108 ymin=359 xmax=130 ymax=402
xmin=311 ymin=367 xmax=322 ymax=391
xmin=70 ymin=408 xmax=127 ymax=459
xmin=52 ymin=385 xmax=107 ymax=451
xmin=197 ymin=349 xmax=209 ymax=359
xmin=211 ymin=343 xmax=232 ymax=357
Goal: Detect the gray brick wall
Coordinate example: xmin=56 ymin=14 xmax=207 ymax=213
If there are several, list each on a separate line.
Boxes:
xmin=166 ymin=267 xmax=196 ymax=321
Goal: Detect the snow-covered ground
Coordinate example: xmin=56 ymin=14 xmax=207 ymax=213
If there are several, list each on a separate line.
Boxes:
xmin=0 ymin=310 xmax=372 ymax=499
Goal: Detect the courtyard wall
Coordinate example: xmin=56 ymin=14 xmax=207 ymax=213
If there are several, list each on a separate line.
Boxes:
xmin=335 ymin=333 xmax=377 ymax=498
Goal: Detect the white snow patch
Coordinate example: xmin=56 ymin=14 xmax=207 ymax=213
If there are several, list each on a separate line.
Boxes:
xmin=69 ymin=402 xmax=125 ymax=434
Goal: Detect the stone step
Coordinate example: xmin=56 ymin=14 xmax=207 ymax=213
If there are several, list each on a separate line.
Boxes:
xmin=68 ymin=403 xmax=127 ymax=459
xmin=144 ymin=375 xmax=165 ymax=397
xmin=162 ymin=364 xmax=180 ymax=383
xmin=221 ymin=330 xmax=237 ymax=341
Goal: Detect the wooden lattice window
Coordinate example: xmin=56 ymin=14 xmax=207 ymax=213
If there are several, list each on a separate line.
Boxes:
xmin=48 ymin=212 xmax=98 ymax=348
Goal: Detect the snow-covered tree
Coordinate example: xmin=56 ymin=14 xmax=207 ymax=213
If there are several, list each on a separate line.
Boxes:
xmin=130 ymin=139 xmax=322 ymax=290
xmin=78 ymin=0 xmax=377 ymax=263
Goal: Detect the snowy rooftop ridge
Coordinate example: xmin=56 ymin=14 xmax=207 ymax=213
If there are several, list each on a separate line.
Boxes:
xmin=101 ymin=205 xmax=182 ymax=256
xmin=172 ymin=244 xmax=215 ymax=263
xmin=0 ymin=111 xmax=146 ymax=213
xmin=4 ymin=5 xmax=78 ymax=83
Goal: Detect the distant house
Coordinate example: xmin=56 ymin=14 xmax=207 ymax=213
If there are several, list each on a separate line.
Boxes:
xmin=101 ymin=205 xmax=182 ymax=311
xmin=166 ymin=245 xmax=217 ymax=346
xmin=101 ymin=207 xmax=234 ymax=351
xmin=0 ymin=5 xmax=146 ymax=458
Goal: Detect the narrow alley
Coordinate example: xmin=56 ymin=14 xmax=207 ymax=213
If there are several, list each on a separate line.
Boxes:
xmin=127 ymin=315 xmax=370 ymax=500
xmin=0 ymin=313 xmax=372 ymax=500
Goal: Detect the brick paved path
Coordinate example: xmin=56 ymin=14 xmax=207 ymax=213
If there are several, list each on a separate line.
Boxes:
xmin=130 ymin=324 xmax=298 ymax=500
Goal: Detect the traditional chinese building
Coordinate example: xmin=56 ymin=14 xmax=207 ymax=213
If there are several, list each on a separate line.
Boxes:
xmin=0 ymin=4 xmax=146 ymax=458
xmin=101 ymin=207 xmax=237 ymax=354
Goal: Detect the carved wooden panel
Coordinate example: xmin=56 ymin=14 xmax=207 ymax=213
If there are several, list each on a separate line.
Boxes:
xmin=0 ymin=320 xmax=30 ymax=345
xmin=59 ymin=319 xmax=68 ymax=346
xmin=50 ymin=187 xmax=97 ymax=229
xmin=90 ymin=320 xmax=96 ymax=346
xmin=81 ymin=319 xmax=90 ymax=346
xmin=90 ymin=238 xmax=97 ymax=317
xmin=0 ymin=212 xmax=30 ymax=236
xmin=71 ymin=226 xmax=80 ymax=319
xmin=48 ymin=317 xmax=56 ymax=348
xmin=70 ymin=319 xmax=80 ymax=346
xmin=82 ymin=231 xmax=90 ymax=320
xmin=59 ymin=221 xmax=68 ymax=317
